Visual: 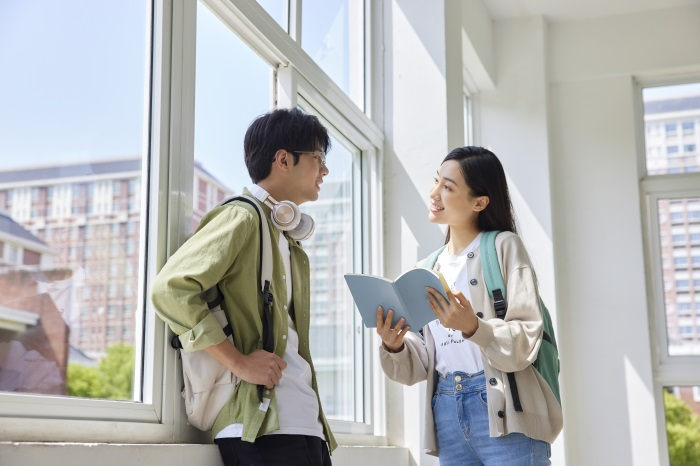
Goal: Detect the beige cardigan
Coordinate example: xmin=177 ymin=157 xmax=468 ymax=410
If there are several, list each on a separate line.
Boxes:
xmin=379 ymin=232 xmax=563 ymax=456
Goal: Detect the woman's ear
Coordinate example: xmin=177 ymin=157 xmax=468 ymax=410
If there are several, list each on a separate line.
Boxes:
xmin=473 ymin=196 xmax=490 ymax=212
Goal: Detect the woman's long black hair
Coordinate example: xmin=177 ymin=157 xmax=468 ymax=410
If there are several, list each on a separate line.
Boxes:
xmin=442 ymin=146 xmax=518 ymax=243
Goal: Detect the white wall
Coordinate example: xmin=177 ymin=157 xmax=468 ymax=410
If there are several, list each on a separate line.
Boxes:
xmin=478 ymin=15 xmax=565 ymax=465
xmin=381 ymin=0 xmax=454 ymax=464
xmin=546 ymin=5 xmax=700 ymax=466
xmin=476 ymin=4 xmax=700 ymax=465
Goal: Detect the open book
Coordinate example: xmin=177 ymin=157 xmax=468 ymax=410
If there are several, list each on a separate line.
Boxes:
xmin=344 ymin=268 xmax=450 ymax=332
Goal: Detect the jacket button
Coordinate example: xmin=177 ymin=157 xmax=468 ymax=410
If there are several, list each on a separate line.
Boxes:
xmin=498 ymin=410 xmax=505 ymax=418
xmin=489 ymin=378 xmax=497 ymax=385
xmin=476 ymin=312 xmax=484 ymax=318
xmin=470 ymin=279 xmax=478 ymax=286
xmin=467 ymin=252 xmax=474 ymax=259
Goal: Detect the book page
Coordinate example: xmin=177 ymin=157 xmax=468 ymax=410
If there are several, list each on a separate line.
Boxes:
xmin=394 ymin=268 xmax=449 ymax=329
xmin=344 ymin=274 xmax=407 ymax=329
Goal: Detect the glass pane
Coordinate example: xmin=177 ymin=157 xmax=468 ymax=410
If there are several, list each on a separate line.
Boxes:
xmin=301 ymin=0 xmax=365 ymax=110
xmin=663 ymin=386 xmax=700 ymax=465
xmin=657 ymin=197 xmax=700 ymax=356
xmin=257 ymin=0 xmax=288 ymax=32
xmin=0 ymin=1 xmax=150 ymax=399
xmin=643 ymin=83 xmax=700 ymax=175
xmin=194 ymin=2 xmax=273 ymax=228
xmin=301 ymin=133 xmax=358 ymax=422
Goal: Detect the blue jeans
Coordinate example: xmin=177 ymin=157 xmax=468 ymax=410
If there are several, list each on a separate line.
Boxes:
xmin=432 ymin=371 xmax=551 ymax=466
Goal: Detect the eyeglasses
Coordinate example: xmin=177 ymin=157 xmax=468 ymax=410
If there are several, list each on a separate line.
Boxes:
xmin=288 ymin=150 xmax=327 ymax=166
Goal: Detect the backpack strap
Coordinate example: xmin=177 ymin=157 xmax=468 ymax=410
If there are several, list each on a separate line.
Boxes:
xmin=219 ymin=195 xmax=274 ymax=403
xmin=480 ymin=230 xmax=524 ymax=412
xmin=419 ymin=245 xmax=447 ymax=270
xmin=480 ymin=231 xmax=507 ymax=319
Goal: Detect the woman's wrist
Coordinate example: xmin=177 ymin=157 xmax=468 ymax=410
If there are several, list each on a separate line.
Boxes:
xmin=382 ymin=342 xmax=404 ymax=353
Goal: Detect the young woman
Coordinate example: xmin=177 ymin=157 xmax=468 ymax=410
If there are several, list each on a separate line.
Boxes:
xmin=376 ymin=147 xmax=562 ymax=465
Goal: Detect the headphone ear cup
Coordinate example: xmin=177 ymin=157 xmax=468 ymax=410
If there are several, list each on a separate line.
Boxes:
xmin=270 ymin=201 xmax=301 ymax=231
xmin=287 ymin=214 xmax=315 ymax=241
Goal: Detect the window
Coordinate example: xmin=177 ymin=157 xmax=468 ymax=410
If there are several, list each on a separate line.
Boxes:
xmin=0 ymin=0 xmax=381 ymax=446
xmin=193 ymin=1 xmax=270 ymax=221
xmin=0 ymin=0 xmax=151 ymax=440
xmin=674 ymin=257 xmax=688 ymax=266
xmin=301 ymin=0 xmax=365 ymax=110
xmin=641 ymin=81 xmax=700 ymax=465
xmin=256 ymin=0 xmax=288 ymax=31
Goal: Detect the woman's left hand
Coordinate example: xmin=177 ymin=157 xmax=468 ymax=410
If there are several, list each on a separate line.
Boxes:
xmin=426 ymin=287 xmax=479 ymax=337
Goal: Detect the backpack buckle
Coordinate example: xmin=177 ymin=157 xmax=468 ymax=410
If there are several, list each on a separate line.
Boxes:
xmin=493 ymin=289 xmax=507 ymax=319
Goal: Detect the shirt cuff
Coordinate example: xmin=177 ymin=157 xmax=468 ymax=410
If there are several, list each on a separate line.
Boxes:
xmin=178 ymin=312 xmax=228 ymax=352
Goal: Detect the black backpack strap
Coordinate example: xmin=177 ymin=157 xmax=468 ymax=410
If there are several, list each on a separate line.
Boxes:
xmin=220 ymin=196 xmax=275 ymax=404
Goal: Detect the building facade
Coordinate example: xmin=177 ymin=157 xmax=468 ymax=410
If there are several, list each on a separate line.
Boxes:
xmin=0 ymin=158 xmax=230 ymax=360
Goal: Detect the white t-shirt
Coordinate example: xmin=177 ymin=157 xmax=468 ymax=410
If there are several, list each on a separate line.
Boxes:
xmin=216 ymin=186 xmax=324 ymax=440
xmin=429 ymin=234 xmax=485 ymax=375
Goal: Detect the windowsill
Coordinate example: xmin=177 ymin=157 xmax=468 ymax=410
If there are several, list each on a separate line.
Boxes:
xmin=0 ymin=441 xmax=409 ymax=466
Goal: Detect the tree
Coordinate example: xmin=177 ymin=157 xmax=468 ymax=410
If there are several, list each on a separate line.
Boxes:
xmin=67 ymin=343 xmax=134 ymax=400
xmin=665 ymin=390 xmax=700 ymax=466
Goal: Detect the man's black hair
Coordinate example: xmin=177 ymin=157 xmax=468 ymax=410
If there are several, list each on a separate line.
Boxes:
xmin=244 ymin=108 xmax=331 ymax=183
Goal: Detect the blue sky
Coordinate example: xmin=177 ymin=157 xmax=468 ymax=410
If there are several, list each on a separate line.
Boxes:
xmin=0 ymin=0 xmax=350 ymax=193
xmin=0 ymin=1 xmax=149 ymax=166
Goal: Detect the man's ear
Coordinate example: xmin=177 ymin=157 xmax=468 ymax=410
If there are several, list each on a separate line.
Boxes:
xmin=473 ymin=196 xmax=490 ymax=212
xmin=272 ymin=149 xmax=291 ymax=172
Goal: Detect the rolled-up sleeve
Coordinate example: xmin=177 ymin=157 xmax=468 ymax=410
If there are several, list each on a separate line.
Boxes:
xmin=151 ymin=204 xmax=255 ymax=351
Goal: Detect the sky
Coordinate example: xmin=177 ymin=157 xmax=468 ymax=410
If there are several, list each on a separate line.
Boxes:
xmin=0 ymin=1 xmax=149 ymax=166
xmin=0 ymin=0 xmax=350 ymax=193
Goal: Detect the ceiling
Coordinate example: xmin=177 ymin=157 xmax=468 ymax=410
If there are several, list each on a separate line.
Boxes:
xmin=485 ymin=0 xmax=700 ymax=21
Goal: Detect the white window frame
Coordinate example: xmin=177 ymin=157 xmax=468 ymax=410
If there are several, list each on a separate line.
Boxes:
xmin=0 ymin=0 xmax=170 ymax=443
xmin=636 ymin=76 xmax=700 ymax=466
xmin=198 ymin=0 xmax=385 ymax=439
xmin=0 ymin=0 xmax=385 ymax=445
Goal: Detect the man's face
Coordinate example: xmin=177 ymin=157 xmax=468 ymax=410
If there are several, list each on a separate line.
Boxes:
xmin=287 ymin=145 xmax=329 ymax=205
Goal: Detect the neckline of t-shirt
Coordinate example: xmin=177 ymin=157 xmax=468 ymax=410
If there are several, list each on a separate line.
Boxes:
xmin=443 ymin=232 xmax=482 ymax=259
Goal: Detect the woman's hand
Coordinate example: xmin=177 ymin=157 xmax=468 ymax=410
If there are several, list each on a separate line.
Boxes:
xmin=376 ymin=306 xmax=410 ymax=353
xmin=427 ymin=287 xmax=479 ymax=337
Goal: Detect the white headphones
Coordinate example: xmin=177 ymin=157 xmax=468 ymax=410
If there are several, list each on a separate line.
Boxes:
xmin=263 ymin=194 xmax=315 ymax=241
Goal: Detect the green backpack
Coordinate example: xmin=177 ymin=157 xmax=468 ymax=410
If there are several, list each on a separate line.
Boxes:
xmin=480 ymin=231 xmax=561 ymax=409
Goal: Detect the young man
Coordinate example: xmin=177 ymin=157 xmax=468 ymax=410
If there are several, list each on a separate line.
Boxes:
xmin=151 ymin=108 xmax=336 ymax=465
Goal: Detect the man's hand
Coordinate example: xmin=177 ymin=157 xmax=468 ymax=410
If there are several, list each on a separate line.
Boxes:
xmin=232 ymin=349 xmax=287 ymax=389
xmin=204 ymin=340 xmax=287 ymax=389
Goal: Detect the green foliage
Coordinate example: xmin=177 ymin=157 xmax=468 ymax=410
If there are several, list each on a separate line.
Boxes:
xmin=67 ymin=343 xmax=134 ymax=400
xmin=665 ymin=390 xmax=700 ymax=466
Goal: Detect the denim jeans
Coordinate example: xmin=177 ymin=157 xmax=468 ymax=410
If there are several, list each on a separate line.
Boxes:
xmin=432 ymin=371 xmax=551 ymax=466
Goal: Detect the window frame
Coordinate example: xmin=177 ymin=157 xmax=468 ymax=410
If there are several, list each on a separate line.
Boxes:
xmin=0 ymin=0 xmax=385 ymax=444
xmin=636 ymin=76 xmax=700 ymax=466
xmin=0 ymin=0 xmax=171 ymax=443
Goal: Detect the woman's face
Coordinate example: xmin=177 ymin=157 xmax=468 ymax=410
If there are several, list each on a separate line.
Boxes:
xmin=428 ymin=160 xmax=480 ymax=228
